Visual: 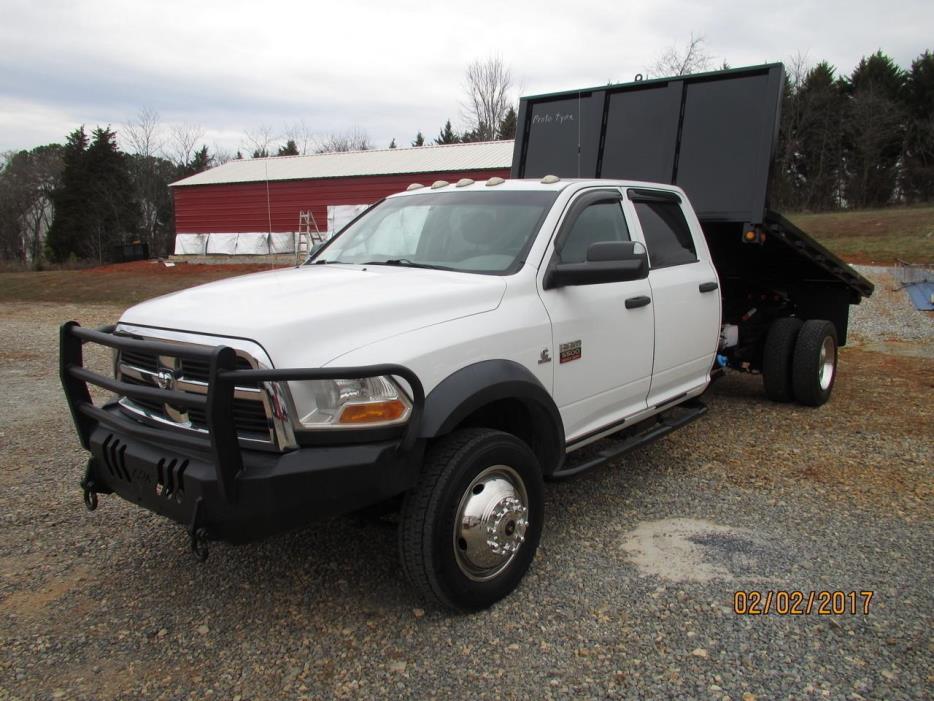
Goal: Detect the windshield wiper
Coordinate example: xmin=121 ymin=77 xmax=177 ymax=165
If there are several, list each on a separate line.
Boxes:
xmin=364 ymin=259 xmax=451 ymax=271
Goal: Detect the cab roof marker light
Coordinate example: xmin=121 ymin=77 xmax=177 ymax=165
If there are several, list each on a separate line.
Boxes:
xmin=455 ymin=178 xmax=475 ymax=187
xmin=431 ymin=180 xmax=450 ymax=189
xmin=406 ymin=183 xmax=425 ymax=191
xmin=541 ymin=174 xmax=561 ymax=184
xmin=485 ymin=177 xmax=505 ymax=186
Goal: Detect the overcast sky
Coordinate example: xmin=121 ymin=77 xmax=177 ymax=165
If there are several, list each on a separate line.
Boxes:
xmin=1 ymin=0 xmax=931 ymax=156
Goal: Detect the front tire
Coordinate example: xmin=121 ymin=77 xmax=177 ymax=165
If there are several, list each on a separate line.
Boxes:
xmin=399 ymin=428 xmax=544 ymax=611
xmin=792 ymin=319 xmax=838 ymax=406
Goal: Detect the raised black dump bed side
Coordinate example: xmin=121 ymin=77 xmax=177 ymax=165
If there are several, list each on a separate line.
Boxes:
xmin=511 ymin=63 xmax=872 ymax=361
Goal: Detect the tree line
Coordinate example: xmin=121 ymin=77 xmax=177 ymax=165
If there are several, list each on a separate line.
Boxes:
xmin=0 ymin=123 xmax=215 ymax=265
xmin=0 ymin=50 xmax=930 ymax=266
xmin=770 ymin=50 xmax=934 ymax=210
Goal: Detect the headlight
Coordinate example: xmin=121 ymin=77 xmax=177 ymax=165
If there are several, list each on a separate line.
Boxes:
xmin=296 ymin=376 xmax=412 ymax=429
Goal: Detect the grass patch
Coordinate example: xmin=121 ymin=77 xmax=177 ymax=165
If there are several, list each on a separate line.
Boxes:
xmin=787 ymin=205 xmax=934 ymax=265
xmin=0 ymin=260 xmax=285 ymax=305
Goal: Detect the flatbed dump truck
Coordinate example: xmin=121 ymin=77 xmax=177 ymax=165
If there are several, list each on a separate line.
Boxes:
xmin=511 ymin=63 xmax=873 ymax=399
xmin=60 ymin=64 xmax=873 ymax=610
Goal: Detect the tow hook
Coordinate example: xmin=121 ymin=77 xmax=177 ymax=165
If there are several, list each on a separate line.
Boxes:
xmin=188 ymin=497 xmax=210 ymax=561
xmin=80 ymin=460 xmax=99 ymax=511
xmin=83 ymin=487 xmax=98 ymax=511
xmin=190 ymin=528 xmax=210 ymax=562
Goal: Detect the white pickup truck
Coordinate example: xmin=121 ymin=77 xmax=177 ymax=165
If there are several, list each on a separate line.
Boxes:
xmin=61 ymin=176 xmax=844 ymax=610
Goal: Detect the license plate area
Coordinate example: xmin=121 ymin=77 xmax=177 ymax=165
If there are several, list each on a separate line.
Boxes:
xmin=91 ymin=431 xmax=202 ymax=523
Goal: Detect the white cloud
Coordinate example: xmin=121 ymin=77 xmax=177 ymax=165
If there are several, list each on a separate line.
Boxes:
xmin=0 ymin=0 xmax=931 ymax=152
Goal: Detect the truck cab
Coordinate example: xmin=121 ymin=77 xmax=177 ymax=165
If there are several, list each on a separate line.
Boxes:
xmin=62 ymin=176 xmax=728 ymax=610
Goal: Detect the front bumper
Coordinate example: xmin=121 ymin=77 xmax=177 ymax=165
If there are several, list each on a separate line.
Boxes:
xmin=60 ymin=322 xmax=425 ymax=543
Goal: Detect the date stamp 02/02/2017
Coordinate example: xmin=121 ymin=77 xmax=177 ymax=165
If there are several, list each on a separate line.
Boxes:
xmin=733 ymin=591 xmax=874 ymax=616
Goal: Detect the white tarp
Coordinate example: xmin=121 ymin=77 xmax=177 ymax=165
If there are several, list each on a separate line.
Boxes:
xmin=174 ymin=232 xmax=311 ymax=255
xmin=174 ymin=233 xmax=209 ymax=255
xmin=269 ymin=232 xmax=297 ymax=254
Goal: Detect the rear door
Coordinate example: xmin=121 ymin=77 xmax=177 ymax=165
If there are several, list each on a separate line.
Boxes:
xmin=626 ymin=188 xmax=720 ymax=407
xmin=538 ymin=189 xmax=655 ymax=442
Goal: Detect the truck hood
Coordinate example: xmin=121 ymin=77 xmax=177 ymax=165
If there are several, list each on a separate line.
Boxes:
xmin=119 ymin=264 xmax=507 ymax=367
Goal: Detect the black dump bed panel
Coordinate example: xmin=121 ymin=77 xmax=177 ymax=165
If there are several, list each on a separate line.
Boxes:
xmin=512 ymin=64 xmax=872 ymax=303
xmin=513 ymin=64 xmax=784 ymax=224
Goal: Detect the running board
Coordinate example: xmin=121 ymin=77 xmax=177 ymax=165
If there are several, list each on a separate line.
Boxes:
xmin=552 ymin=401 xmax=708 ymax=480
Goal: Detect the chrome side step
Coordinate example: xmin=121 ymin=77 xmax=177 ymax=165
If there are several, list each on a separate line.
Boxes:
xmin=552 ymin=401 xmax=708 ymax=480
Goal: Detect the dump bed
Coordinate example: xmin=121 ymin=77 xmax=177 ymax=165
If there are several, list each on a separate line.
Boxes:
xmin=511 ymin=64 xmax=872 ymax=338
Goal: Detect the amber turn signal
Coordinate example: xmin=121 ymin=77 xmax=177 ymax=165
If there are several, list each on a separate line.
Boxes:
xmin=338 ymin=400 xmax=409 ymax=425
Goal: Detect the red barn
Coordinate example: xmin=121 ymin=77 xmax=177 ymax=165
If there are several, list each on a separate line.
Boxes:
xmin=170 ymin=140 xmax=514 ymax=256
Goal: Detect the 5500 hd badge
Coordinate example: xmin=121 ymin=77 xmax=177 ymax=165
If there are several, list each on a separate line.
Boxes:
xmin=559 ymin=340 xmax=581 ymax=364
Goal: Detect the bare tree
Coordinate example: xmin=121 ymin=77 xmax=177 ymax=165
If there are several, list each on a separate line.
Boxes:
xmin=284 ymin=120 xmax=313 ymax=155
xmin=313 ymin=126 xmax=372 ymax=153
xmin=123 ymin=106 xmax=163 ymax=158
xmin=0 ymin=145 xmax=63 ymax=265
xmin=649 ymin=33 xmax=712 ymax=78
xmin=243 ymin=124 xmax=277 ymax=158
xmin=167 ymin=122 xmax=205 ymax=166
xmin=212 ymin=143 xmax=234 ymax=165
xmin=462 ymin=56 xmax=513 ymax=142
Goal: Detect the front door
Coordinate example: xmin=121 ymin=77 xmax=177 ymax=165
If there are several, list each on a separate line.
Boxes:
xmin=538 ymin=189 xmax=655 ymax=443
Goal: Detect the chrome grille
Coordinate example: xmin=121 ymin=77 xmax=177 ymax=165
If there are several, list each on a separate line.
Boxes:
xmin=116 ymin=346 xmax=276 ymax=445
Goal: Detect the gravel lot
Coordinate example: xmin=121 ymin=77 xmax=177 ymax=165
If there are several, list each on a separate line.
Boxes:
xmin=849 ymin=265 xmax=933 ymax=352
xmin=0 ymin=271 xmax=931 ymax=700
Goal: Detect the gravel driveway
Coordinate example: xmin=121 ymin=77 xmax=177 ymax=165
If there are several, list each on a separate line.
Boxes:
xmin=0 ymin=286 xmax=931 ymax=700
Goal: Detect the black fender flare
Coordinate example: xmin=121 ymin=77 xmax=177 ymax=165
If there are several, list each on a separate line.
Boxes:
xmin=419 ymin=360 xmax=565 ymax=475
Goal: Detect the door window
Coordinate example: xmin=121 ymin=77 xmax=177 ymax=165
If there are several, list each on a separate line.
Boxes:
xmin=558 ymin=201 xmax=630 ymax=263
xmin=632 ymin=200 xmax=697 ymax=268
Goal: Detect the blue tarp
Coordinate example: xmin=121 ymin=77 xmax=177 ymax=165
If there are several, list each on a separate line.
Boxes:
xmin=905 ymin=282 xmax=934 ymax=311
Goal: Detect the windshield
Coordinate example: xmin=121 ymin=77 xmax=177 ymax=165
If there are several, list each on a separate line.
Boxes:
xmin=311 ymin=190 xmax=558 ymax=274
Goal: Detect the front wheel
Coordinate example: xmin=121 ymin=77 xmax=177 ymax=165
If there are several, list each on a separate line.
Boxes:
xmin=399 ymin=428 xmax=544 ymax=611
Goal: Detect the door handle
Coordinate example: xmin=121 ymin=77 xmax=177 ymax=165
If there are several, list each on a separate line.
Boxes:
xmin=625 ymin=295 xmax=652 ymax=309
xmin=699 ymin=281 xmax=719 ymax=293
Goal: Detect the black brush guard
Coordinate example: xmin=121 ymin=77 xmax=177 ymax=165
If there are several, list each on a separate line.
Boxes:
xmin=59 ymin=322 xmax=425 ymax=548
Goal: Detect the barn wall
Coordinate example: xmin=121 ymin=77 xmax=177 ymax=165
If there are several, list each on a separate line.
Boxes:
xmin=173 ymin=169 xmax=511 ymax=234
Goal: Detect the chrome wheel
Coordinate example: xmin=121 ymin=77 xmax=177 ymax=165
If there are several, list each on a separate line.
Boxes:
xmin=818 ymin=336 xmax=836 ymax=390
xmin=453 ymin=465 xmax=529 ymax=582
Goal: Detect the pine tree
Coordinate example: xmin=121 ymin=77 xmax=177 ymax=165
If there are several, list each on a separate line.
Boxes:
xmin=797 ymin=62 xmax=847 ymax=210
xmin=769 ymin=72 xmax=802 ymax=211
xmin=843 ymin=51 xmax=907 ymax=207
xmin=178 ymin=145 xmax=211 ymax=178
xmin=83 ymin=126 xmax=141 ymax=261
xmin=902 ymin=50 xmax=934 ymax=202
xmin=46 ymin=127 xmax=91 ymax=262
xmin=277 ymin=139 xmax=299 ymax=156
xmin=496 ymin=107 xmax=517 ymax=140
xmin=389 ymin=138 xmax=397 ymax=149
xmin=434 ymin=120 xmax=460 ymax=145
xmin=460 ymin=128 xmax=482 ymax=143
xmin=411 ymin=131 xmax=425 ymax=147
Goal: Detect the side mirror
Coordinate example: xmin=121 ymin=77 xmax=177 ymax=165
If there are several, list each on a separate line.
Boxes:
xmin=544 ymin=241 xmax=648 ymax=289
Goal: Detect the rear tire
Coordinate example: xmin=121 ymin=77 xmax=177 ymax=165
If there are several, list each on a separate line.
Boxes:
xmin=399 ymin=428 xmax=543 ymax=611
xmin=762 ymin=317 xmax=802 ymax=402
xmin=792 ymin=320 xmax=838 ymax=406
